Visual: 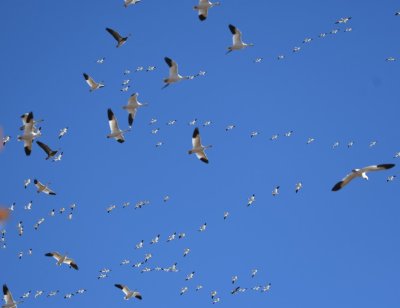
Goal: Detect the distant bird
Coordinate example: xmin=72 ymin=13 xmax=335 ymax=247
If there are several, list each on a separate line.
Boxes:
xmin=34 ymin=179 xmax=56 ymax=195
xmin=270 ymin=134 xmax=279 ymax=141
xmin=332 ymin=141 xmax=339 ymax=149
xmin=178 ymin=232 xmax=186 ymax=239
xmin=36 ymin=141 xmax=58 ymax=160
xmin=188 ymin=127 xmax=212 ymax=164
xmin=196 ymin=285 xmax=203 ymax=291
xmin=347 ymin=141 xmax=354 ymax=148
xmin=34 ymin=218 xmax=45 ymax=230
xmin=250 ymin=131 xmax=259 ymax=138
xmin=223 ymin=211 xmax=229 ymax=220
xmin=124 ymin=0 xmax=141 ymax=8
xmin=107 ymin=109 xmax=129 ymax=143
xmin=122 ymin=79 xmax=130 ymax=85
xmin=3 ymin=284 xmax=20 ymax=308
xmin=106 ymin=205 xmax=116 ymax=213
xmin=272 ymin=186 xmax=280 ymax=196
xmin=135 ymin=66 xmax=144 ymax=72
xmin=293 ymin=47 xmax=301 ymax=53
xmin=106 ymin=28 xmax=130 ymax=48
xmin=124 ymin=69 xmax=131 ymax=75
xmin=97 ymin=273 xmax=108 ymax=279
xmin=303 ymin=38 xmax=312 ymax=43
xmin=212 ymin=297 xmax=220 ymax=304
xmin=332 ymin=164 xmax=395 ymax=191
xmin=335 ymin=17 xmax=352 ymax=24
xmin=225 ymin=125 xmax=236 ymax=131
xmin=394 ymin=152 xmax=400 ymax=158
xmin=387 ymin=175 xmax=396 ymax=182
xmin=114 ymin=284 xmax=142 ymax=301
xmin=144 ymin=253 xmax=152 ymax=262
xmin=306 ymin=137 xmax=315 ymax=144
xmin=24 ymin=179 xmax=31 ymax=189
xmin=24 ymin=201 xmax=32 ymax=211
xmin=285 ymin=130 xmax=293 ymax=137
xmin=83 ymin=73 xmax=104 ymax=91
xmin=369 ymin=141 xmax=377 ymax=147
xmin=45 ymin=252 xmax=79 ymax=270
xmin=198 ymin=223 xmax=207 ymax=232
xmin=140 ymin=267 xmax=152 ymax=273
xmin=396 ymin=12 xmax=400 ymax=16
xmin=277 ymin=55 xmax=285 ymax=60
xmin=232 ymin=276 xmax=238 ymax=284
xmin=295 ymin=182 xmax=303 ymax=193
xmin=386 ymin=57 xmax=396 ymax=62
xmin=180 ymin=287 xmax=188 ymax=295
xmin=50 ymin=209 xmax=55 ymax=217
xmin=231 ymin=286 xmax=240 ymax=294
xmin=146 ymin=66 xmax=156 ymax=72
xmin=47 ymin=290 xmax=59 ymax=297
xmin=120 ymin=259 xmax=130 ymax=265
xmin=262 ymin=283 xmax=272 ymax=292
xmin=163 ymin=195 xmax=170 ymax=202
xmin=167 ymin=232 xmax=176 ymax=242
xmin=120 ymin=86 xmax=130 ymax=92
xmin=254 ymin=57 xmax=263 ymax=63
xmin=185 ymin=272 xmax=195 ymax=281
xmin=123 ymin=93 xmax=148 ymax=127
xmin=135 ymin=240 xmax=144 ymax=249
xmin=344 ymin=27 xmax=352 ymax=32
xmin=251 ymin=269 xmax=258 ymax=278
xmin=18 ymin=112 xmax=41 ymax=156
xmin=150 ymin=234 xmax=160 ymax=244
xmin=247 ymin=194 xmax=255 ymax=207
xmin=59 ymin=207 xmax=66 ymax=214
xmin=227 ymin=24 xmax=254 ymax=54
xmin=194 ymin=0 xmax=220 ymax=21
xmin=211 ymin=290 xmax=217 ymax=299
xmin=188 ymin=119 xmax=197 ymax=126
xmin=96 ymin=57 xmax=105 ymax=64
xmin=162 ymin=57 xmax=191 ymax=89
xmin=64 ymin=293 xmax=74 ymax=299
xmin=58 ymin=127 xmax=68 ymax=139
xmin=203 ymin=120 xmax=212 ymax=127
xmin=330 ymin=29 xmax=339 ymax=34
xmin=18 ymin=251 xmax=23 ymax=259
xmin=75 ymin=289 xmax=87 ymax=295
xmin=52 ymin=152 xmax=63 ymax=162
xmin=34 ymin=290 xmax=43 ymax=298
xmin=167 ymin=120 xmax=177 ymax=126
xmin=183 ymin=248 xmax=190 ymax=257
xmin=2 ymin=136 xmax=10 ymax=147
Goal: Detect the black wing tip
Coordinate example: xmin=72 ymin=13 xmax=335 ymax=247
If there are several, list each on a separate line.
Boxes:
xmin=164 ymin=57 xmax=173 ymax=66
xmin=83 ymin=73 xmax=89 ymax=80
xmin=378 ymin=163 xmax=395 ymax=169
xmin=193 ymin=127 xmax=200 ymax=138
xmin=199 ymin=15 xmax=206 ymax=21
xmin=331 ymin=181 xmax=343 ymax=191
xmin=49 ymin=192 xmax=56 ymax=195
xmin=128 ymin=114 xmax=133 ymax=126
xmin=136 ymin=294 xmax=143 ymax=300
xmin=115 ymin=284 xmax=123 ymax=289
xmin=71 ymin=263 xmax=79 ymax=270
xmin=33 ymin=179 xmax=38 ymax=184
xmin=24 ymin=147 xmax=31 ymax=156
xmin=228 ymin=24 xmax=236 ymax=33
xmin=45 ymin=252 xmax=53 ymax=257
xmin=200 ymin=157 xmax=209 ymax=164
xmin=107 ymin=108 xmax=114 ymax=120
xmin=117 ymin=139 xmax=125 ymax=143
xmin=3 ymin=284 xmax=8 ymax=294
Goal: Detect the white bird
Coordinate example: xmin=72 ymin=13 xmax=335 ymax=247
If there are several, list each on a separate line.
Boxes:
xmin=135 ymin=66 xmax=144 ymax=72
xmin=47 ymin=290 xmax=59 ymax=297
xmin=2 ymin=136 xmax=10 ymax=147
xmin=120 ymin=86 xmax=130 ymax=92
xmin=306 ymin=137 xmax=315 ymax=144
xmin=100 ymin=268 xmax=111 ymax=274
xmin=34 ymin=179 xmax=56 ymax=195
xmin=223 ymin=211 xmax=229 ymax=220
xmin=396 ymin=12 xmax=400 ymax=16
xmin=196 ymin=285 xmax=203 ymax=291
xmin=167 ymin=232 xmax=176 ymax=242
xmin=394 ymin=152 xmax=400 ymax=158
xmin=17 ymin=221 xmax=23 ymax=236
xmin=387 ymin=175 xmax=396 ymax=182
xmin=34 ymin=290 xmax=43 ymax=298
xmin=252 ymin=286 xmax=261 ymax=291
xmin=254 ymin=57 xmax=263 ymax=63
xmin=180 ymin=287 xmax=188 ymax=295
xmin=203 ymin=120 xmax=212 ymax=127
xmin=167 ymin=120 xmax=177 ymax=126
xmin=226 ymin=24 xmax=254 ymax=54
xmin=178 ymin=232 xmax=186 ymax=239
xmin=18 ymin=251 xmax=23 ymax=259
xmin=52 ymin=152 xmax=63 ymax=162
xmin=332 ymin=141 xmax=339 ymax=149
xmin=262 ymin=283 xmax=272 ymax=292
xmin=232 ymin=276 xmax=238 ymax=284
xmin=34 ymin=218 xmax=45 ymax=230
xmin=68 ymin=212 xmax=73 ymax=220
xmin=277 ymin=55 xmax=285 ymax=60
xmin=122 ymin=202 xmax=130 ymax=208
xmin=45 ymin=252 xmax=79 ymax=270
xmin=293 ymin=46 xmax=301 ymax=53
xmin=140 ymin=267 xmax=151 ymax=273
xmin=285 ymin=130 xmax=293 ymax=137
xmin=225 ymin=125 xmax=236 ymax=131
xmin=198 ymin=223 xmax=207 ymax=232
xmin=251 ymin=269 xmax=258 ymax=278
xmin=250 ymin=131 xmax=259 ymax=138
xmin=17 ymin=112 xmax=41 ymax=156
xmin=3 ymin=284 xmax=20 ymax=308
xmin=386 ymin=57 xmax=396 ymax=62
xmin=247 ymin=194 xmax=255 ymax=207
xmin=335 ymin=16 xmax=352 ymax=24
xmin=133 ymin=262 xmax=143 ymax=268
xmin=122 ymin=79 xmax=130 ymax=86
xmin=188 ymin=119 xmax=197 ymax=126
xmin=270 ymin=134 xmax=279 ymax=141
xmin=211 ymin=290 xmax=217 ymax=299
xmin=186 ymin=272 xmax=195 ymax=281
xmin=83 ymin=73 xmax=104 ymax=91
xmin=188 ymin=127 xmax=212 ymax=164
xmin=124 ymin=0 xmax=141 ymax=8
xmin=332 ymin=164 xmax=395 ymax=191
xmin=295 ymin=182 xmax=303 ymax=193
xmin=24 ymin=201 xmax=32 ymax=211
xmin=96 ymin=57 xmax=105 ymax=64
xmin=163 ymin=195 xmax=170 ymax=202
xmin=114 ymin=284 xmax=142 ymax=301
xmin=64 ymin=293 xmax=74 ymax=299
xmin=58 ymin=127 xmax=68 ymax=139
xmin=369 ymin=141 xmax=377 ymax=147
xmin=303 ymin=38 xmax=312 ymax=43
xmin=20 ymin=291 xmax=31 ymax=299
xmin=144 ymin=253 xmax=152 ymax=262
xmin=124 ymin=69 xmax=131 ymax=75
xmin=59 ymin=207 xmax=66 ymax=214
xmin=135 ymin=240 xmax=144 ymax=249
xmin=194 ymin=0 xmax=220 ymax=21
xmin=162 ymin=57 xmax=191 ymax=89
xmin=183 ymin=248 xmax=190 ymax=257
xmin=97 ymin=274 xmax=108 ymax=279
xmin=123 ymin=93 xmax=148 ymax=128
xmin=75 ymin=289 xmax=87 ymax=295
xmin=50 ymin=209 xmax=55 ymax=216
xmin=149 ymin=118 xmax=157 ymax=125
xmin=330 ymin=29 xmax=339 ymax=34
xmin=28 ymin=249 xmax=32 ymax=255
xmin=107 ymin=109 xmax=129 ymax=143
xmin=150 ymin=234 xmax=160 ymax=244
xmin=231 ymin=286 xmax=240 ymax=294
xmin=345 ymin=27 xmax=352 ymax=32
xmin=272 ymin=186 xmax=280 ymax=196
xmin=120 ymin=259 xmax=130 ymax=265
xmin=146 ymin=66 xmax=156 ymax=72
xmin=8 ymin=203 xmax=15 ymax=212
xmin=347 ymin=141 xmax=354 ymax=148
xmin=212 ymin=297 xmax=220 ymax=304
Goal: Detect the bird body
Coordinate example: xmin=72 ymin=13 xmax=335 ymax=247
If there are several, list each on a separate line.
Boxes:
xmin=189 ymin=128 xmax=212 ymax=163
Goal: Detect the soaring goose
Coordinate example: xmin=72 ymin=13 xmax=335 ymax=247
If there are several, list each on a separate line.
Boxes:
xmin=123 ymin=93 xmax=148 ymax=127
xmin=34 ymin=179 xmax=56 ymax=195
xmin=107 ymin=109 xmax=129 ymax=143
xmin=226 ymin=24 xmax=254 ymax=54
xmin=17 ymin=112 xmax=41 ymax=156
xmin=124 ymin=0 xmax=141 ymax=8
xmin=106 ymin=28 xmax=130 ymax=48
xmin=3 ymin=284 xmax=20 ymax=308
xmin=162 ymin=57 xmax=191 ymax=89
xmin=193 ymin=0 xmax=220 ymax=21
xmin=332 ymin=164 xmax=395 ymax=191
xmin=45 ymin=252 xmax=79 ymax=270
xmin=83 ymin=73 xmax=104 ymax=91
xmin=36 ymin=141 xmax=58 ymax=160
xmin=188 ymin=127 xmax=212 ymax=163
xmin=58 ymin=127 xmax=68 ymax=139
xmin=114 ymin=284 xmax=142 ymax=300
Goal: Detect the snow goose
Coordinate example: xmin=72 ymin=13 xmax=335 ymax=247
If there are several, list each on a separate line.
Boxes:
xmin=188 ymin=127 xmax=212 ymax=164
xmin=115 ymin=284 xmax=142 ymax=300
xmin=52 ymin=152 xmax=63 ymax=162
xmin=335 ymin=17 xmax=352 ymax=24
xmin=247 ymin=194 xmax=255 ymax=207
xmin=83 ymin=73 xmax=104 ymax=91
xmin=387 ymin=175 xmax=396 ymax=182
xmin=183 ymin=248 xmax=190 ymax=257
xmin=2 ymin=136 xmax=10 ymax=147
xmin=124 ymin=0 xmax=141 ymax=8
xmin=106 ymin=28 xmax=130 ymax=48
xmin=272 ymin=186 xmax=280 ymax=196
xmin=180 ymin=287 xmax=188 ymax=295
xmin=36 ymin=141 xmax=58 ymax=160
xmin=194 ymin=0 xmax=220 ymax=21
xmin=332 ymin=164 xmax=395 ymax=191
xmin=295 ymin=182 xmax=302 ymax=193
xmin=227 ymin=24 xmax=254 ymax=54
xmin=45 ymin=252 xmax=79 ymax=270
xmin=123 ymin=93 xmax=148 ymax=127
xmin=58 ymin=127 xmax=68 ymax=139
xmin=24 ymin=179 xmax=31 ymax=189
xmin=17 ymin=112 xmax=41 ymax=156
xmin=162 ymin=57 xmax=193 ymax=89
xmin=185 ymin=272 xmax=195 ymax=281
xmin=107 ymin=109 xmax=129 ymax=143
xmin=34 ymin=179 xmax=56 ymax=195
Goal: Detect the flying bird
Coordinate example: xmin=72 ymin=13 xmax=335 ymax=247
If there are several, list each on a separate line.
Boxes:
xmin=124 ymin=0 xmax=141 ymax=8
xmin=162 ymin=57 xmax=191 ymax=89
xmin=123 ymin=93 xmax=148 ymax=127
xmin=114 ymin=284 xmax=142 ymax=300
xmin=45 ymin=252 xmax=79 ymax=270
xmin=106 ymin=28 xmax=130 ymax=48
xmin=332 ymin=164 xmax=395 ymax=191
xmin=3 ymin=284 xmax=20 ymax=308
xmin=17 ymin=112 xmax=41 ymax=156
xmin=83 ymin=73 xmax=104 ymax=91
xmin=188 ymin=127 xmax=212 ymax=164
xmin=36 ymin=141 xmax=58 ymax=160
xmin=34 ymin=179 xmax=56 ymax=195
xmin=58 ymin=127 xmax=68 ymax=139
xmin=107 ymin=109 xmax=129 ymax=143
xmin=227 ymin=24 xmax=254 ymax=54
xmin=193 ymin=0 xmax=220 ymax=21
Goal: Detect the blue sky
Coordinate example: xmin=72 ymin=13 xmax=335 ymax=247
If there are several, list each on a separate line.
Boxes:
xmin=1 ymin=0 xmax=400 ymax=307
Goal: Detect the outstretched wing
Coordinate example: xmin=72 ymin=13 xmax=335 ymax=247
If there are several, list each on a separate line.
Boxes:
xmin=106 ymin=28 xmax=122 ymax=42
xmin=331 ymin=171 xmax=358 ymax=191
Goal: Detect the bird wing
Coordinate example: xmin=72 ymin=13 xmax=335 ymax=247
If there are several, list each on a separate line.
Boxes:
xmin=115 ymin=284 xmax=130 ymax=296
xmin=192 ymin=127 xmax=202 ymax=148
xmin=34 ymin=179 xmax=45 ymax=191
xmin=3 ymin=285 xmax=15 ymax=305
xmin=133 ymin=291 xmax=142 ymax=300
xmin=106 ymin=28 xmax=122 ymax=42
xmin=127 ymin=93 xmax=139 ymax=106
xmin=361 ymin=164 xmax=395 ymax=173
xmin=128 ymin=109 xmax=137 ymax=127
xmin=196 ymin=151 xmax=208 ymax=164
xmin=331 ymin=171 xmax=359 ymax=191
xmin=65 ymin=258 xmax=79 ymax=270
xmin=83 ymin=73 xmax=97 ymax=88
xmin=108 ymin=109 xmax=120 ymax=133
xmin=45 ymin=252 xmax=62 ymax=261
xmin=42 ymin=186 xmax=56 ymax=195
xmin=24 ymin=138 xmax=33 ymax=156
xmin=36 ymin=141 xmax=52 ymax=155
xmin=198 ymin=7 xmax=208 ymax=20
xmin=229 ymin=24 xmax=242 ymax=45
xmin=164 ymin=57 xmax=178 ymax=78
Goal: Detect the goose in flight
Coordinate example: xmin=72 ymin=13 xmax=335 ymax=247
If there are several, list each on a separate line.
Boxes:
xmin=123 ymin=93 xmax=148 ymax=127
xmin=295 ymin=182 xmax=303 ymax=193
xmin=335 ymin=17 xmax=352 ymax=24
xmin=3 ymin=284 xmax=20 ymax=308
xmin=332 ymin=164 xmax=395 ymax=191
xmin=45 ymin=252 xmax=79 ymax=270
xmin=24 ymin=179 xmax=31 ymax=189
xmin=188 ymin=127 xmax=212 ymax=164
xmin=193 ymin=0 xmax=220 ymax=21
xmin=34 ymin=179 xmax=56 ymax=195
xmin=124 ymin=0 xmax=141 ymax=8
xmin=106 ymin=28 xmax=130 ymax=48
xmin=114 ymin=284 xmax=142 ymax=301
xmin=2 ymin=136 xmax=10 ymax=147
xmin=83 ymin=73 xmax=104 ymax=91
xmin=58 ymin=127 xmax=68 ymax=139
xmin=272 ymin=186 xmax=280 ymax=196
xmin=107 ymin=109 xmax=129 ymax=143
xmin=162 ymin=57 xmax=192 ymax=89
xmin=227 ymin=24 xmax=254 ymax=54
xmin=36 ymin=141 xmax=58 ymax=160
xmin=17 ymin=112 xmax=41 ymax=156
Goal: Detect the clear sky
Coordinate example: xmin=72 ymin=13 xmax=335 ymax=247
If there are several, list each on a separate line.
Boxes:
xmin=1 ymin=0 xmax=400 ymax=307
